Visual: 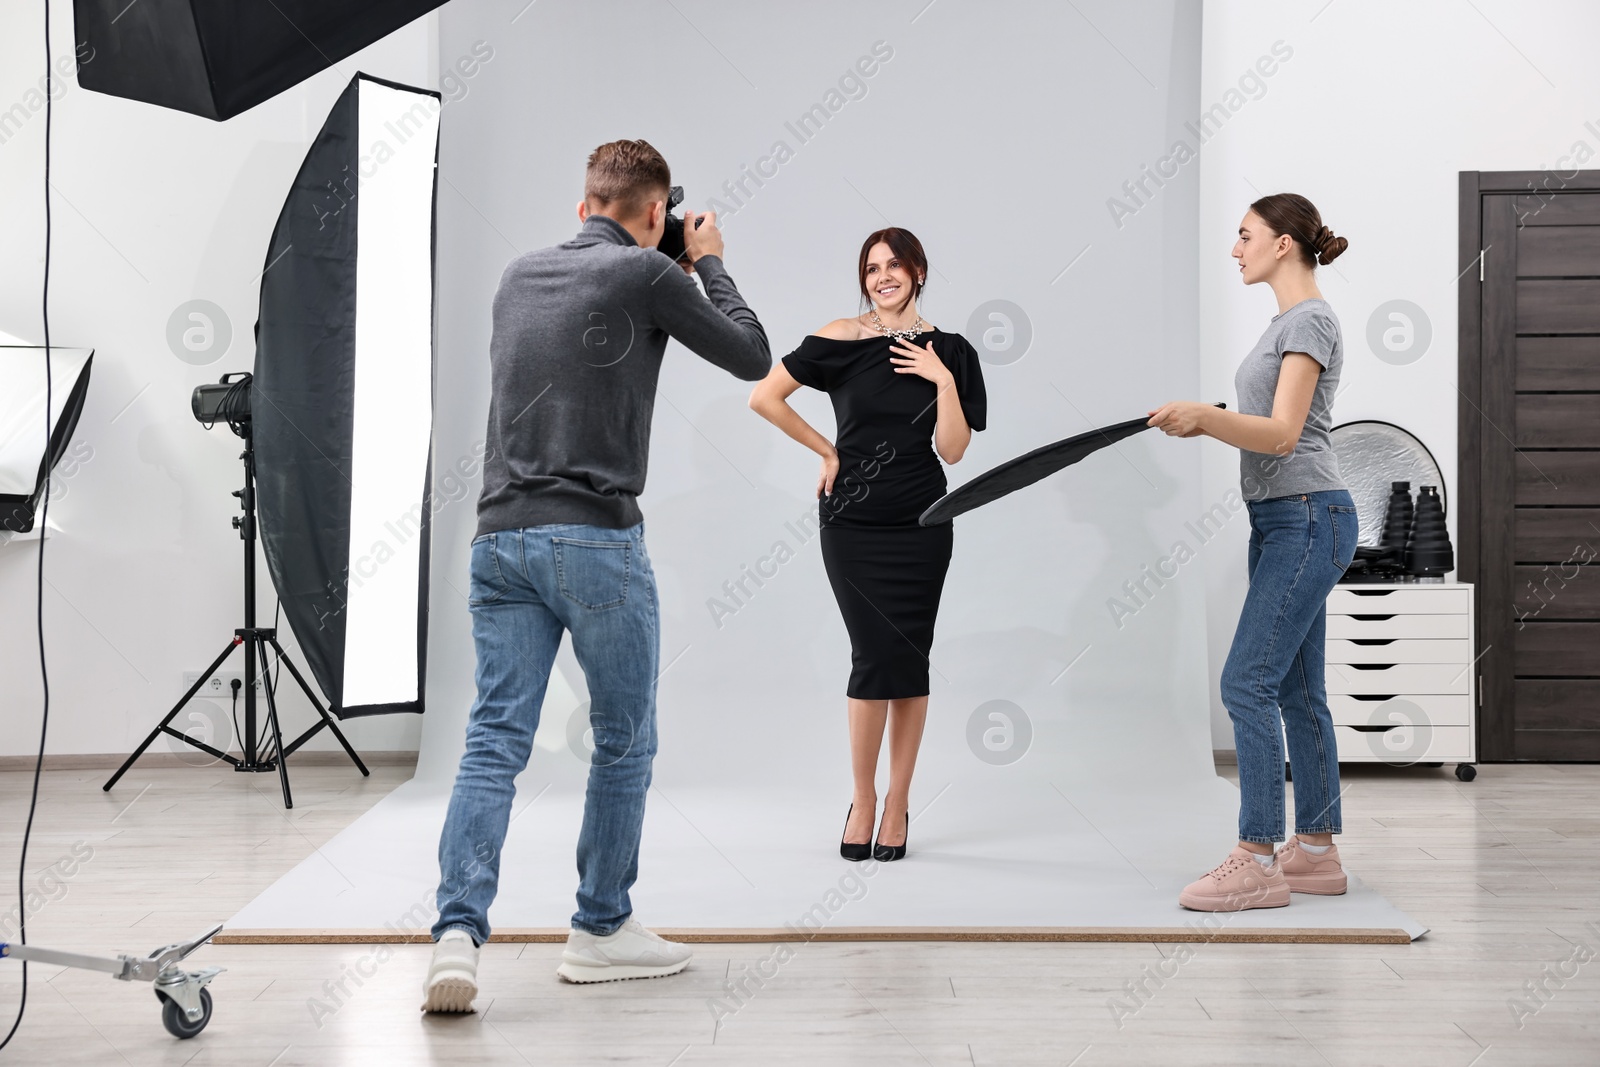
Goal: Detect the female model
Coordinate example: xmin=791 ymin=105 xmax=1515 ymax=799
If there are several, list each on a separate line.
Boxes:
xmin=1148 ymin=193 xmax=1356 ymax=911
xmin=749 ymin=227 xmax=986 ymax=862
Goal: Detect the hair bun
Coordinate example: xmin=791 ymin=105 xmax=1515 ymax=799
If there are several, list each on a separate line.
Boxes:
xmin=1313 ymin=225 xmax=1348 ymax=265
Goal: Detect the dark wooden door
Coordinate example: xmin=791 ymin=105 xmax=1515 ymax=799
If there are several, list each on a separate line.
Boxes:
xmin=1463 ymin=174 xmax=1600 ymax=760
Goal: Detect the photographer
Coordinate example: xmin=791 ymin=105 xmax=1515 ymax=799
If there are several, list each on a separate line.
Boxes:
xmin=422 ymin=139 xmax=770 ymax=1011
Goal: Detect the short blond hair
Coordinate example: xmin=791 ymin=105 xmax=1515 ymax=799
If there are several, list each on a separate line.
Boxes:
xmin=585 ymin=139 xmax=671 ymax=220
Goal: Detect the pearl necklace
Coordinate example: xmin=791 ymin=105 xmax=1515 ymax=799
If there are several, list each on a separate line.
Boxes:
xmin=868 ymin=309 xmax=925 ymax=341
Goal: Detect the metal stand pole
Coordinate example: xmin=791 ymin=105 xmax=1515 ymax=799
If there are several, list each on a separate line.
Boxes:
xmin=104 ymin=425 xmax=367 ymax=806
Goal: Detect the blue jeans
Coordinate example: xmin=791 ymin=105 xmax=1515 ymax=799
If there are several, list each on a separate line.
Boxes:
xmin=1221 ymin=490 xmax=1358 ymax=844
xmin=432 ymin=522 xmax=659 ymax=942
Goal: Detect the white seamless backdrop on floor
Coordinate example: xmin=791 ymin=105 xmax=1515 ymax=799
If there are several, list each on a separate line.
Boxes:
xmin=231 ymin=0 xmax=1421 ymax=937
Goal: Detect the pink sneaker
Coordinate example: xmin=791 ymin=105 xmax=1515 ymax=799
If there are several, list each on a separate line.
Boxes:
xmin=1178 ymin=846 xmax=1291 ymax=912
xmin=1275 ymin=836 xmax=1348 ymax=895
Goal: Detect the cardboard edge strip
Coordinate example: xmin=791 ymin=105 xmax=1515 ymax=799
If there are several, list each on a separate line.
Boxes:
xmin=215 ymin=926 xmax=1414 ymax=946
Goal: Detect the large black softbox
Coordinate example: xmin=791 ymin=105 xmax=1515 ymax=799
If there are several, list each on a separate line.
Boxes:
xmin=73 ymin=0 xmax=448 ymax=120
xmin=254 ymin=74 xmax=438 ymax=719
xmin=0 ymin=346 xmax=93 ymax=535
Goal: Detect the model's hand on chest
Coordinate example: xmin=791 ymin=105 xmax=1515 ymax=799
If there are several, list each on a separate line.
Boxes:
xmin=888 ymin=338 xmax=954 ymax=388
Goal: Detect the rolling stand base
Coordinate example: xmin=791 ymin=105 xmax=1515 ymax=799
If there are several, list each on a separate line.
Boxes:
xmin=2 ymin=924 xmax=225 ymax=1039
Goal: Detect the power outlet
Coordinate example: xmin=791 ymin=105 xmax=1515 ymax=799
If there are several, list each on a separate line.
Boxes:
xmin=182 ymin=671 xmax=263 ymax=698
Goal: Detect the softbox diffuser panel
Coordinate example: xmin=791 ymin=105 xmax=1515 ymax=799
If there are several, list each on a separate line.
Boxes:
xmin=73 ymin=0 xmax=448 ymax=121
xmin=254 ymin=73 xmax=438 ymax=718
xmin=0 ymin=347 xmax=94 ymax=534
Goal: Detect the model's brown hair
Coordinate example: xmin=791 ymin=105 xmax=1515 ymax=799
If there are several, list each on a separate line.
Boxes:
xmin=857 ymin=227 xmax=928 ymax=307
xmin=1250 ymin=193 xmax=1347 ymax=268
xmin=585 ymin=139 xmax=672 ymax=220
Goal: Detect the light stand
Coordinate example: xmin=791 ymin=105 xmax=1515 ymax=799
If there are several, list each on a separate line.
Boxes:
xmin=104 ymin=403 xmax=368 ymax=807
xmin=1 ymin=924 xmax=224 ymax=1039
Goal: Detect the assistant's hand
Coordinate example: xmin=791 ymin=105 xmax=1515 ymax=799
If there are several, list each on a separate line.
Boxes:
xmin=1148 ymin=401 xmax=1211 ymax=438
xmin=816 ymin=449 xmax=840 ymax=500
xmin=888 ymin=338 xmax=954 ymax=387
xmin=682 ymin=209 xmax=725 ymax=264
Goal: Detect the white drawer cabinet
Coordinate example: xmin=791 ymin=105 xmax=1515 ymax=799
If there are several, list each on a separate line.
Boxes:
xmin=1327 ymin=662 xmax=1471 ymax=694
xmin=1314 ymin=582 xmax=1477 ymax=780
xmin=1327 ymin=586 xmax=1473 ymax=615
xmin=1328 ymin=693 xmax=1473 ymax=727
xmin=1325 ymin=612 xmax=1470 ymax=640
xmin=1325 ymin=638 xmax=1473 ymax=664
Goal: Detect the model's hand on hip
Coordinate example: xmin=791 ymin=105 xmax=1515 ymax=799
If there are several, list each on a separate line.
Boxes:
xmin=817 ymin=449 xmax=840 ymax=499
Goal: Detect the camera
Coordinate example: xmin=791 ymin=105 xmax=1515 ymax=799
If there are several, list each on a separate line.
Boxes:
xmin=655 ymin=185 xmax=704 ymax=264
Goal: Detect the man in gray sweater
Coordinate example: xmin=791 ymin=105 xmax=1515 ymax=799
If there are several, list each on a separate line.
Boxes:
xmin=424 ymin=140 xmax=770 ymax=1011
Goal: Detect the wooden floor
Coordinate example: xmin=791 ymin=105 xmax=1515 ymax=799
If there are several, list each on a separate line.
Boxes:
xmin=1 ymin=760 xmax=1596 ymax=1066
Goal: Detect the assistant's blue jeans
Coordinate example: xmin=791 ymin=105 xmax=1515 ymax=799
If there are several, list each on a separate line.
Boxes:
xmin=1222 ymin=490 xmax=1358 ymax=844
xmin=432 ymin=522 xmax=659 ymax=943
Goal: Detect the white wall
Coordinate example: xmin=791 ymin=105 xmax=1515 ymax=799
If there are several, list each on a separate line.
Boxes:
xmin=1198 ymin=0 xmax=1600 ymax=748
xmin=0 ymin=2 xmax=442 ymax=755
xmin=20 ymin=0 xmax=1493 ymax=763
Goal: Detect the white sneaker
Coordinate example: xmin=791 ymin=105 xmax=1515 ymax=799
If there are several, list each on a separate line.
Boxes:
xmin=555 ymin=918 xmax=692 ymax=984
xmin=421 ymin=928 xmax=479 ymax=1012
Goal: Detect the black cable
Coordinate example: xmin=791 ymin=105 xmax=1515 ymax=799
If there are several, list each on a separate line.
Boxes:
xmin=271 ymin=599 xmax=283 ymax=693
xmin=222 ymin=375 xmax=251 ymax=438
xmin=195 ymin=373 xmax=250 ymax=435
xmin=231 ymin=603 xmax=281 ymax=758
xmin=2 ymin=0 xmax=54 ymax=1051
xmin=230 ymin=681 xmax=243 ymax=759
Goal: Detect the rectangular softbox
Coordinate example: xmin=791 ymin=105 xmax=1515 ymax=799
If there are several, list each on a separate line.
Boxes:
xmin=0 ymin=346 xmax=93 ymax=535
xmin=73 ymin=0 xmax=448 ymax=120
xmin=253 ymin=74 xmax=438 ymax=718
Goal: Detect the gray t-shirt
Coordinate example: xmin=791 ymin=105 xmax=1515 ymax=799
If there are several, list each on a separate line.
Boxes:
xmin=1234 ymin=297 xmax=1346 ymax=502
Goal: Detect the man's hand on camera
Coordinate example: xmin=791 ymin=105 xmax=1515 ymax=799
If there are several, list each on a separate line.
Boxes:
xmin=682 ymin=209 xmax=725 ymax=266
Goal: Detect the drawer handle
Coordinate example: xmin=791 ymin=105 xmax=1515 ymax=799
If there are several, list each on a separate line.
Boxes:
xmin=1349 ymin=614 xmax=1397 ymax=621
xmin=1347 ymin=664 xmax=1398 ymax=671
xmin=1349 ymin=638 xmax=1397 ymax=646
xmin=1346 ymin=590 xmax=1395 ymax=597
xmin=1347 ymin=694 xmax=1399 ymax=701
xmin=1346 ymin=725 xmax=1395 ymax=733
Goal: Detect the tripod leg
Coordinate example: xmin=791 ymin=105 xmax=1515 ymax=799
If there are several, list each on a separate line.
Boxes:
xmin=271 ymin=639 xmax=370 ymax=777
xmin=105 ymin=638 xmax=241 ymax=791
xmin=258 ymin=639 xmax=294 ymax=809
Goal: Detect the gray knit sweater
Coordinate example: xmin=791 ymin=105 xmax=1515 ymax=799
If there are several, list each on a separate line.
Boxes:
xmin=476 ymin=215 xmax=771 ymax=535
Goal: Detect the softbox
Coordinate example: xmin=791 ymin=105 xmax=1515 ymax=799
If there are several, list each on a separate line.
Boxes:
xmin=0 ymin=346 xmax=93 ymax=535
xmin=253 ymin=74 xmax=438 ymax=719
xmin=73 ymin=0 xmax=448 ymax=121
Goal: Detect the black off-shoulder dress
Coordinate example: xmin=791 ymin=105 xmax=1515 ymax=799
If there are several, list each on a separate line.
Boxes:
xmin=782 ymin=328 xmax=988 ymax=699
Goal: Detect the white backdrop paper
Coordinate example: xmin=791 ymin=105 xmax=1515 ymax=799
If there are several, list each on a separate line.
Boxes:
xmin=231 ymin=0 xmax=1420 ymax=938
xmin=418 ymin=0 xmax=1218 ymax=790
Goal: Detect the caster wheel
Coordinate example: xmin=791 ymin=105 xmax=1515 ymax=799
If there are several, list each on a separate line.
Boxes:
xmin=160 ymin=987 xmax=212 ymax=1039
xmin=1455 ymin=764 xmax=1477 ymax=782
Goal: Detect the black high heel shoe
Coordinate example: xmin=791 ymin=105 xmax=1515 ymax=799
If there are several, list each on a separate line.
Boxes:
xmin=873 ymin=812 xmax=908 ymax=862
xmin=840 ymin=804 xmax=873 ymax=862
